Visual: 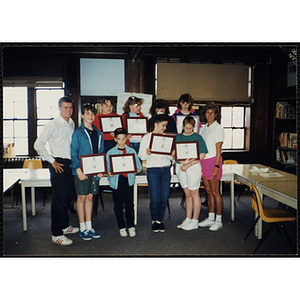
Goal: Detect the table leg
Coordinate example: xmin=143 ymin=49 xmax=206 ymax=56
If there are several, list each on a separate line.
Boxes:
xmin=31 ymin=187 xmax=36 ymax=216
xmin=255 ymin=190 xmax=263 ymax=239
xmin=134 ymin=182 xmax=138 ymax=225
xmin=21 ymin=184 xmax=27 ymax=231
xmin=230 ymin=175 xmax=235 ymax=221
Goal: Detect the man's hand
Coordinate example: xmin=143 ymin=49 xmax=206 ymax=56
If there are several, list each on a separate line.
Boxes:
xmin=52 ymin=161 xmax=64 ymax=173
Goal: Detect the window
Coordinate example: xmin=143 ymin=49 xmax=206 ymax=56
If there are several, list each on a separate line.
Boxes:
xmin=3 ymin=87 xmax=28 ymax=155
xmin=3 ymin=85 xmax=64 ymax=156
xmin=221 ymin=106 xmax=250 ymax=150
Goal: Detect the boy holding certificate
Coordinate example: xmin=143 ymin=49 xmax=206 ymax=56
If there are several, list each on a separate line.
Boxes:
xmin=175 ymin=116 xmax=208 ymax=231
xmin=106 ymin=128 xmax=142 ymax=238
xmin=70 ymin=104 xmax=105 ymax=241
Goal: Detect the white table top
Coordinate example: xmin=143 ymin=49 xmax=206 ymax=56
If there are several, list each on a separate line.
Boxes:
xmin=3 ymin=169 xmax=29 ymax=193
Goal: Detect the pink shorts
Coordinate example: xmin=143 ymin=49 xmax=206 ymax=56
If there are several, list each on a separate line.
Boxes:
xmin=200 ymin=156 xmax=223 ymax=180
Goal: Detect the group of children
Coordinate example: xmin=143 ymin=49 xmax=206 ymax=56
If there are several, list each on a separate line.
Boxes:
xmin=70 ymin=93 xmax=221 ymax=241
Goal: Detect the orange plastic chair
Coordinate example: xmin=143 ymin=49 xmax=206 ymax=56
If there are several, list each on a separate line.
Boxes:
xmin=243 ymin=183 xmax=296 ymax=254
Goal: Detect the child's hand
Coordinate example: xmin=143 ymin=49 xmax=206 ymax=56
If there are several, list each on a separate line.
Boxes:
xmin=110 ymin=132 xmax=115 ymax=138
xmin=107 ymin=171 xmax=114 ymax=178
xmin=146 ymin=148 xmax=151 ymax=156
xmin=180 ymin=164 xmax=189 ymax=172
xmin=171 ymin=149 xmax=175 ymax=157
xmin=77 ymin=168 xmax=88 ymax=180
xmin=97 ymin=173 xmax=104 ymax=178
xmin=182 ymin=158 xmax=196 ymax=165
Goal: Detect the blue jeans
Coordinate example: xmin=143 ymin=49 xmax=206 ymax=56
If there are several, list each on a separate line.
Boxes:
xmin=147 ymin=166 xmax=171 ymax=222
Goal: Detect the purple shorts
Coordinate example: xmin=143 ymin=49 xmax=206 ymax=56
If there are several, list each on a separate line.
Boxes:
xmin=200 ymin=156 xmax=223 ymax=180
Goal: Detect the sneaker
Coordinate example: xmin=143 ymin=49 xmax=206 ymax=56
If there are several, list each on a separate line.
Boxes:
xmin=119 ymin=228 xmax=128 ymax=237
xmin=80 ymin=230 xmax=92 ymax=241
xmin=52 ymin=235 xmax=73 ymax=246
xmin=62 ymin=225 xmax=79 ymax=235
xmin=152 ymin=222 xmax=160 ymax=232
xmin=182 ymin=219 xmax=199 ymax=231
xmin=157 ymin=222 xmax=165 ymax=232
xmin=209 ymin=221 xmax=223 ymax=231
xmin=177 ymin=218 xmax=191 ymax=229
xmin=128 ymin=227 xmax=136 ymax=238
xmin=88 ymin=228 xmax=100 ymax=239
xmin=199 ymin=218 xmax=215 ymax=228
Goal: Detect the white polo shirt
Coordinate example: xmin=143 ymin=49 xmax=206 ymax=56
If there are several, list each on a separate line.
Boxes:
xmin=199 ymin=121 xmax=224 ymax=159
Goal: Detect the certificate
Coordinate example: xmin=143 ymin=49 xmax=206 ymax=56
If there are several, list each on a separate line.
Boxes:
xmin=109 ymin=153 xmax=138 ymax=175
xmin=98 ymin=115 xmax=123 ymax=133
xmin=80 ymin=153 xmax=107 ymax=176
xmin=176 ymin=115 xmax=200 ymax=134
xmin=175 ymin=141 xmax=200 ymax=162
xmin=149 ymin=133 xmax=176 ymax=155
xmin=126 ymin=117 xmax=148 ymax=135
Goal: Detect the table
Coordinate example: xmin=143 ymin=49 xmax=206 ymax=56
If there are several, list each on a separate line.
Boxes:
xmin=3 ymin=169 xmax=28 ymax=193
xmin=229 ymin=164 xmax=297 ymax=238
xmin=19 ymin=167 xmax=235 ymax=231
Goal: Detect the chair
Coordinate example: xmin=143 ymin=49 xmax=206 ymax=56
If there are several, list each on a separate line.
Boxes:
xmin=222 ymin=160 xmax=246 ymax=205
xmin=17 ymin=158 xmax=48 ymax=208
xmin=243 ymin=183 xmax=296 ymax=254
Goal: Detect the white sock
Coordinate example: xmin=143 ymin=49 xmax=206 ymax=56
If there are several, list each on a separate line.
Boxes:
xmin=209 ymin=212 xmax=215 ymax=221
xmin=80 ymin=222 xmax=86 ymax=232
xmin=185 ymin=218 xmax=192 ymax=222
xmin=86 ymin=221 xmax=92 ymax=231
xmin=216 ymin=215 xmax=222 ymax=222
xmin=191 ymin=219 xmax=198 ymax=224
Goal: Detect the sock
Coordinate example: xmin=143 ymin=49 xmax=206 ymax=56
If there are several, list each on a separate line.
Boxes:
xmin=80 ymin=222 xmax=86 ymax=232
xmin=86 ymin=221 xmax=92 ymax=231
xmin=216 ymin=215 xmax=222 ymax=222
xmin=209 ymin=212 xmax=215 ymax=221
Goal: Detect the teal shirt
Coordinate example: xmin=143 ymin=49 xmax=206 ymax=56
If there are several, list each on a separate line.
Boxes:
xmin=175 ymin=133 xmax=208 ymax=163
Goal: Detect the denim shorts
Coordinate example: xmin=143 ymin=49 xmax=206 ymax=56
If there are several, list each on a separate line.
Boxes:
xmin=74 ymin=175 xmax=99 ymax=195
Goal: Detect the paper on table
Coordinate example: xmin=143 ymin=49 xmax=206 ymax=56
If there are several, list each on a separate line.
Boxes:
xmin=259 ymin=172 xmax=284 ymax=177
xmin=249 ymin=166 xmax=269 ymax=173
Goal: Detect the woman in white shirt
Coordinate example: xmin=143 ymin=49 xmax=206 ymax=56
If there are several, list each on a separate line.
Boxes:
xmin=199 ymin=102 xmax=225 ymax=232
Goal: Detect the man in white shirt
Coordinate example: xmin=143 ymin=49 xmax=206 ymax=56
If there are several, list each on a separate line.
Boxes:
xmin=34 ymin=96 xmax=79 ymax=246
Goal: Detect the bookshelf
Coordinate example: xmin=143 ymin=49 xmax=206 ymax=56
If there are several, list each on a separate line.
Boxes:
xmin=274 ymin=86 xmax=297 ymax=171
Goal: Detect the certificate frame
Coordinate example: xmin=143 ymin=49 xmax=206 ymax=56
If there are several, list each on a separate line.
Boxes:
xmin=126 ymin=116 xmax=148 ymax=135
xmin=109 ymin=153 xmax=138 ymax=175
xmin=149 ymin=133 xmax=176 ymax=155
xmin=98 ymin=115 xmax=123 ymax=134
xmin=175 ymin=141 xmax=200 ymax=162
xmin=80 ymin=153 xmax=107 ymax=176
xmin=176 ymin=115 xmax=200 ymax=134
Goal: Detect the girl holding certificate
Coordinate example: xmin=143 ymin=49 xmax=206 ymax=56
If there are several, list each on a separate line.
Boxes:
xmin=199 ymin=102 xmax=225 ymax=232
xmin=138 ymin=114 xmax=174 ymax=233
xmin=122 ymin=96 xmax=146 ymax=155
xmin=175 ymin=116 xmax=208 ymax=231
xmin=70 ymin=104 xmax=105 ymax=241
xmin=93 ymin=97 xmax=119 ymax=152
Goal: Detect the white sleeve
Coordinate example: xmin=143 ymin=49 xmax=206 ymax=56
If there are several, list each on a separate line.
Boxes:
xmin=215 ymin=125 xmax=225 ymax=143
xmin=138 ymin=134 xmax=150 ymax=161
xmin=33 ymin=122 xmax=55 ymax=164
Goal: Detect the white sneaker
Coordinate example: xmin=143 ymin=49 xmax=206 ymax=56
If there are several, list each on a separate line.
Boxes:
xmin=209 ymin=221 xmax=223 ymax=231
xmin=52 ymin=235 xmax=73 ymax=246
xmin=128 ymin=227 xmax=136 ymax=238
xmin=182 ymin=219 xmax=199 ymax=231
xmin=119 ymin=228 xmax=128 ymax=237
xmin=62 ymin=225 xmax=79 ymax=235
xmin=199 ymin=218 xmax=215 ymax=228
xmin=177 ymin=218 xmax=191 ymax=229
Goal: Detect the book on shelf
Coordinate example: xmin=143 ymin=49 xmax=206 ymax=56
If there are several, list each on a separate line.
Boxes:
xmin=276 ymin=102 xmax=295 ymax=119
xmin=279 ymin=132 xmax=297 ymax=148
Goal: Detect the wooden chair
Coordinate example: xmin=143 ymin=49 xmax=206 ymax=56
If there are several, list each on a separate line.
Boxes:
xmin=243 ymin=183 xmax=296 ymax=254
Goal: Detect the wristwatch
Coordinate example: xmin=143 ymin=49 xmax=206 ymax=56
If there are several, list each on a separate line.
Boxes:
xmin=215 ymin=165 xmax=220 ymax=168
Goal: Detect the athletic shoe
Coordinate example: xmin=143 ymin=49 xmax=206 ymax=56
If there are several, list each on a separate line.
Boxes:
xmin=119 ymin=228 xmax=128 ymax=237
xmin=209 ymin=221 xmax=223 ymax=231
xmin=157 ymin=222 xmax=165 ymax=232
xmin=80 ymin=230 xmax=92 ymax=241
xmin=52 ymin=235 xmax=73 ymax=246
xmin=128 ymin=227 xmax=136 ymax=238
xmin=198 ymin=218 xmax=215 ymax=228
xmin=177 ymin=218 xmax=191 ymax=229
xmin=181 ymin=219 xmax=199 ymax=231
xmin=152 ymin=222 xmax=160 ymax=232
xmin=62 ymin=225 xmax=79 ymax=235
xmin=88 ymin=228 xmax=100 ymax=239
